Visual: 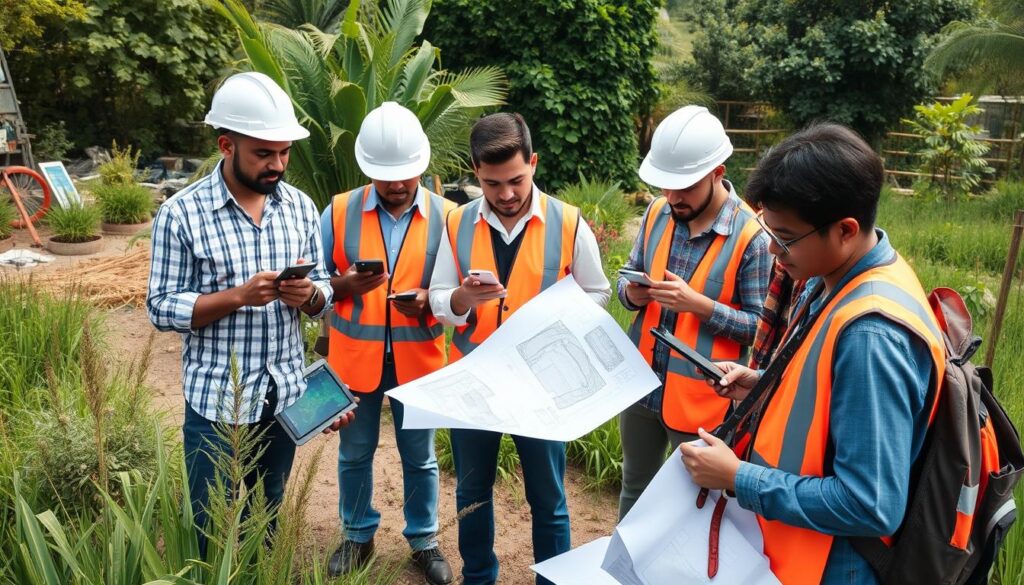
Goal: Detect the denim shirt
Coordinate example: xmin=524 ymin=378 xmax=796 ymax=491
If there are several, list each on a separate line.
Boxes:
xmin=733 ymin=230 xmax=934 ymax=584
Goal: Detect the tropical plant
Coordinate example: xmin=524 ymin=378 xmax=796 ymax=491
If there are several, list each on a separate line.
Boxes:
xmin=93 ymin=183 xmax=155 ymax=224
xmin=258 ymin=0 xmax=347 ymax=31
xmin=927 ymin=0 xmax=1024 ymax=95
xmin=44 ymin=202 xmax=101 ymax=242
xmin=903 ymin=94 xmax=994 ymax=200
xmin=0 ymin=195 xmax=14 ymax=239
xmin=557 ymin=174 xmax=637 ymax=257
xmin=208 ymin=0 xmax=507 ymax=210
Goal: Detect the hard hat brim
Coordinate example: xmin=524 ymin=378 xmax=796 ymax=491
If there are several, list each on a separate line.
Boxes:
xmin=638 ymin=143 xmax=733 ymax=190
xmin=205 ymin=117 xmax=311 ymax=142
xmin=355 ymin=143 xmax=431 ymax=182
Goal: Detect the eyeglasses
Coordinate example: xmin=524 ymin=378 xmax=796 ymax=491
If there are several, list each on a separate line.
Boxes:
xmin=754 ymin=211 xmax=833 ymax=255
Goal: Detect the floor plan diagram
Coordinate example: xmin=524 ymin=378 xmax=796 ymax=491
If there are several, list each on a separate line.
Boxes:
xmin=584 ymin=326 xmax=625 ymax=371
xmin=517 ymin=321 xmax=606 ymax=409
xmin=418 ymin=370 xmax=502 ymax=426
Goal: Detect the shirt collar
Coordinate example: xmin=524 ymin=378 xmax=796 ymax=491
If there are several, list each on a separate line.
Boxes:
xmin=661 ymin=179 xmax=741 ymax=237
xmin=364 ymin=184 xmax=427 ymax=219
xmin=802 ymin=228 xmax=896 ymax=306
xmin=475 ymin=183 xmax=544 ymax=224
xmin=209 ymin=160 xmax=285 ymax=211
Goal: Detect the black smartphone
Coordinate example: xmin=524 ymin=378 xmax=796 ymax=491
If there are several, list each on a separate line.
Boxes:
xmin=650 ymin=327 xmax=727 ymax=382
xmin=355 ymin=259 xmax=385 ymax=275
xmin=388 ymin=291 xmax=417 ymax=301
xmin=275 ymin=262 xmax=317 ymax=282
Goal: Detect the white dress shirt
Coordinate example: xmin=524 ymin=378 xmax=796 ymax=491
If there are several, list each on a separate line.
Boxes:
xmin=429 ymin=185 xmax=611 ymax=326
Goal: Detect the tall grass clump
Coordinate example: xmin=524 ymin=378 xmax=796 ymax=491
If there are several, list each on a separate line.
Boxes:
xmin=44 ymin=203 xmax=102 ymax=243
xmin=93 ymin=182 xmax=154 ymax=225
xmin=0 ymin=196 xmax=15 ymax=239
xmin=567 ymin=418 xmax=623 ymax=491
xmin=557 ymin=174 xmax=636 ymax=256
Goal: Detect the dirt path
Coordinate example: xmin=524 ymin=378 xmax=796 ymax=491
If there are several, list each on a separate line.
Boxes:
xmin=4 ymin=230 xmax=620 ymax=583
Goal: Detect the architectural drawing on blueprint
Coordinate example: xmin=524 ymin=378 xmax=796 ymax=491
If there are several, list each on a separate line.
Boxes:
xmin=584 ymin=326 xmax=625 ymax=371
xmin=516 ymin=321 xmax=606 ymax=408
xmin=419 ymin=371 xmax=502 ymax=426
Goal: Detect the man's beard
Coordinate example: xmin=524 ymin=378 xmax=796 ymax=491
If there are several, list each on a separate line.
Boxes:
xmin=671 ymin=182 xmax=714 ymax=223
xmin=233 ymin=150 xmax=283 ymax=195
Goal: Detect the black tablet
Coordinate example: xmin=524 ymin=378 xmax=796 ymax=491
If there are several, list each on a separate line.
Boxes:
xmin=650 ymin=327 xmax=726 ymax=382
xmin=276 ymin=360 xmax=357 ymax=445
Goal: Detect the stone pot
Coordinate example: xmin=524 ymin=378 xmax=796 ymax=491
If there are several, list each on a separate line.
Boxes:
xmin=0 ymin=235 xmax=13 ymax=253
xmin=47 ymin=235 xmax=104 ymax=256
xmin=102 ymin=220 xmax=152 ymax=236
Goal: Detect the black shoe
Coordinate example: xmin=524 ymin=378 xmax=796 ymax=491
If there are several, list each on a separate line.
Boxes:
xmin=411 ymin=547 xmax=453 ymax=585
xmin=327 ymin=538 xmax=374 ymax=577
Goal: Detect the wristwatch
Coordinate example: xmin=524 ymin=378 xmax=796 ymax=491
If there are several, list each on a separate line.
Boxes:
xmin=304 ymin=286 xmax=321 ymax=308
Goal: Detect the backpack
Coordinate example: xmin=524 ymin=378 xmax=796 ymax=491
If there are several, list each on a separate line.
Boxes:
xmin=852 ymin=287 xmax=1024 ymax=585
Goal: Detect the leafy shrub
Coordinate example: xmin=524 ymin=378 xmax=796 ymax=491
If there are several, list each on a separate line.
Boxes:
xmin=904 ymin=94 xmax=994 ymax=200
xmin=567 ymin=418 xmax=623 ymax=491
xmin=45 ymin=202 xmax=101 ymax=242
xmin=32 ymin=121 xmax=74 ymax=162
xmin=557 ymin=174 xmax=635 ymax=234
xmin=93 ymin=182 xmax=154 ymax=224
xmin=97 ymin=141 xmax=140 ymax=186
xmin=0 ymin=195 xmax=14 ymax=239
xmin=426 ymin=0 xmax=661 ymax=191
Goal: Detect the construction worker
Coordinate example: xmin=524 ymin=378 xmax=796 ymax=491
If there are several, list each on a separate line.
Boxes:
xmin=146 ymin=72 xmax=351 ymax=552
xmin=680 ymin=124 xmax=944 ymax=584
xmin=617 ymin=105 xmax=771 ymax=518
xmin=321 ymin=102 xmax=454 ymax=584
xmin=429 ymin=113 xmax=611 ymax=585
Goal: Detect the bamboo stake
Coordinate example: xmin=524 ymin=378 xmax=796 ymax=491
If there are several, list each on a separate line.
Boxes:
xmin=986 ymin=209 xmax=1024 ymax=367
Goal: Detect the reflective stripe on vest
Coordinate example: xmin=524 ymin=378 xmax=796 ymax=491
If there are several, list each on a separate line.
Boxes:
xmin=748 ymin=256 xmax=945 ymax=584
xmin=448 ymin=192 xmax=579 ymax=361
xmin=628 ymin=197 xmax=763 ymax=433
xmin=328 ymin=186 xmax=454 ymax=392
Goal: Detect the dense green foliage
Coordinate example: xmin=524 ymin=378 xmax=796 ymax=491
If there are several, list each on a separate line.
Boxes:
xmin=0 ymin=196 xmax=14 ymax=239
xmin=685 ymin=0 xmax=975 ymax=143
xmin=93 ymin=183 xmax=155 ymax=224
xmin=927 ymin=0 xmax=1024 ymax=95
xmin=424 ymin=0 xmax=661 ymax=191
xmin=211 ymin=0 xmax=506 ymax=210
xmin=7 ymin=0 xmax=235 ymax=156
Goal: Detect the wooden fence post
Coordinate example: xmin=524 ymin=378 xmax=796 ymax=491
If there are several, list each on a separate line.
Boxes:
xmin=986 ymin=209 xmax=1024 ymax=367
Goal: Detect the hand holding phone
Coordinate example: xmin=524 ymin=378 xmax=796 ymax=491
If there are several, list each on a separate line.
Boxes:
xmin=388 ymin=291 xmax=418 ymax=302
xmin=468 ymin=269 xmax=500 ymax=286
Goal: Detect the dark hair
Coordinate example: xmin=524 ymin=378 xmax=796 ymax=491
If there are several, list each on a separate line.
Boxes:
xmin=745 ymin=123 xmax=882 ymax=230
xmin=470 ymin=113 xmax=532 ymax=167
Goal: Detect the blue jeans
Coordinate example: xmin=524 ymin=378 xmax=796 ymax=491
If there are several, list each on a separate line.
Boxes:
xmin=452 ymin=429 xmax=570 ymax=585
xmin=337 ymin=363 xmax=439 ymax=550
xmin=182 ymin=392 xmax=295 ymax=554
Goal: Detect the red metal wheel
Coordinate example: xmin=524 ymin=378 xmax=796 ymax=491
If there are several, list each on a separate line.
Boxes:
xmin=1 ymin=166 xmax=52 ymax=228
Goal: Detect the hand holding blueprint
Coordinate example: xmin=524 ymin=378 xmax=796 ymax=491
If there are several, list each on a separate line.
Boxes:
xmin=386 ymin=276 xmax=661 ymax=441
xmin=601 ymin=445 xmax=780 ymax=585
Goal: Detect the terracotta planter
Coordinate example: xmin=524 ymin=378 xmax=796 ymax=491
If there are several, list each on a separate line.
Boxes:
xmin=47 ymin=235 xmax=104 ymax=256
xmin=0 ymin=235 xmax=12 ymax=253
xmin=102 ymin=220 xmax=152 ymax=235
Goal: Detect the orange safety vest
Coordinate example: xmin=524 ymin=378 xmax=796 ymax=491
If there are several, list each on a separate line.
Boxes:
xmin=628 ymin=197 xmax=763 ymax=434
xmin=328 ymin=186 xmax=455 ymax=392
xmin=447 ymin=192 xmax=579 ymax=361
xmin=746 ymin=255 xmax=946 ymax=584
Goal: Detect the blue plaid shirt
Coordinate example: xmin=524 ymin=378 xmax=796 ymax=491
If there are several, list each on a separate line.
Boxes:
xmin=618 ymin=182 xmax=771 ymax=412
xmin=146 ymin=161 xmax=333 ymax=424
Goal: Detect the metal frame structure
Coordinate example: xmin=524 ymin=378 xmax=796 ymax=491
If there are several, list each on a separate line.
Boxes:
xmin=0 ymin=46 xmax=35 ymax=169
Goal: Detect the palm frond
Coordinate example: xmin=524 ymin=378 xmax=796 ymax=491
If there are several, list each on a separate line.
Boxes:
xmin=927 ymin=20 xmax=1024 ymax=80
xmin=381 ymin=0 xmax=430 ymax=69
xmin=259 ymin=0 xmax=348 ymax=32
xmin=431 ymin=67 xmax=508 ymax=108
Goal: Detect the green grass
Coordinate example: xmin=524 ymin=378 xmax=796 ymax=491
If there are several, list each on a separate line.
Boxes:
xmin=92 ymin=182 xmax=154 ymax=224
xmin=43 ymin=202 xmax=102 ymax=242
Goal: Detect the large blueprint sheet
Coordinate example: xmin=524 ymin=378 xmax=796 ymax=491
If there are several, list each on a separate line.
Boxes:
xmin=386 ymin=276 xmax=661 ymax=441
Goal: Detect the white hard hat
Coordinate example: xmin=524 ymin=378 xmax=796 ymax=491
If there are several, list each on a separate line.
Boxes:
xmin=204 ymin=72 xmax=310 ymax=142
xmin=355 ymin=102 xmax=430 ymax=181
xmin=639 ymin=105 xmax=733 ymax=189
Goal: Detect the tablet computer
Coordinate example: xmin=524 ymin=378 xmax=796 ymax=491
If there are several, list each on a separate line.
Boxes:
xmin=276 ymin=359 xmax=358 ymax=445
xmin=650 ymin=327 xmax=726 ymax=382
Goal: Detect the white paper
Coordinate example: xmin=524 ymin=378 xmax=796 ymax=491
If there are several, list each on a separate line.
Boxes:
xmin=601 ymin=444 xmax=780 ymax=585
xmin=531 ymin=537 xmax=620 ymax=584
xmin=386 ymin=276 xmax=661 ymax=441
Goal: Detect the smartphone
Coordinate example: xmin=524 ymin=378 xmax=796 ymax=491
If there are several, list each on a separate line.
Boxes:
xmin=619 ymin=268 xmax=654 ymax=287
xmin=468 ymin=269 xmax=500 ymax=286
xmin=275 ymin=262 xmax=317 ymax=282
xmin=388 ymin=291 xmax=417 ymax=302
xmin=650 ymin=327 xmax=727 ymax=382
xmin=355 ymin=259 xmax=385 ymax=275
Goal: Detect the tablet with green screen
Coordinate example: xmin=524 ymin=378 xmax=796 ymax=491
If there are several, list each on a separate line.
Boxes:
xmin=276 ymin=360 xmax=357 ymax=445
